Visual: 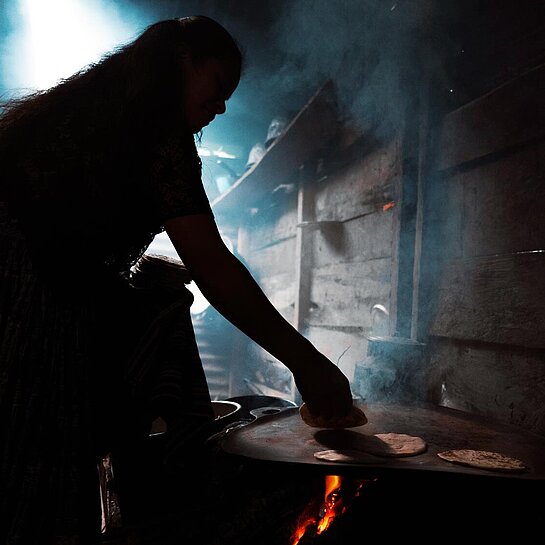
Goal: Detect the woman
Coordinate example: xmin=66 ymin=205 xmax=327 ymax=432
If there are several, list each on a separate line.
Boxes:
xmin=0 ymin=15 xmax=353 ymax=544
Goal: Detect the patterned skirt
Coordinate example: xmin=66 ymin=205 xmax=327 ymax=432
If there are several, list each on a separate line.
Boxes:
xmin=0 ymin=205 xmax=214 ymax=544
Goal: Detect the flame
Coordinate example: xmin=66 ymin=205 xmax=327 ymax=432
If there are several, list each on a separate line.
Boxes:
xmin=291 ymin=475 xmax=347 ymax=545
xmin=324 ymin=475 xmax=341 ymax=503
xmin=291 ymin=475 xmax=373 ymax=544
xmin=316 ymin=475 xmax=342 ymax=534
xmin=292 ymin=520 xmax=314 ymax=545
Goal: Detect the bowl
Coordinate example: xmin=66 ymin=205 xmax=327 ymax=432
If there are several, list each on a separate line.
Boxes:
xmin=226 ymin=395 xmax=297 ymax=420
xmin=211 ymin=400 xmax=242 ymax=421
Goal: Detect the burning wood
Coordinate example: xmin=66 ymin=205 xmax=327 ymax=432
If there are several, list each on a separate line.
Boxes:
xmin=290 ymin=475 xmax=368 ymax=544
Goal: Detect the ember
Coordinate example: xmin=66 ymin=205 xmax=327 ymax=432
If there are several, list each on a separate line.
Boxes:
xmin=291 ymin=475 xmax=368 ymax=545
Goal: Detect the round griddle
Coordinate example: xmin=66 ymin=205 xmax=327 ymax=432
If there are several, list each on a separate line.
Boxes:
xmin=218 ymin=403 xmax=545 ymax=480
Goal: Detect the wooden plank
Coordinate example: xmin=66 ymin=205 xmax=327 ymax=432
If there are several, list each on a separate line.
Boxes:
xmin=411 ymin=79 xmax=432 ymax=341
xmin=313 ymin=136 xmax=401 ymax=223
xmin=236 ymin=222 xmax=250 ymax=261
xmin=243 ymin=193 xmax=298 ymax=253
xmin=290 ymin=168 xmax=316 ymax=399
xmin=243 ymin=343 xmax=294 ymax=398
xmin=390 ymin=113 xmax=420 ymax=339
xmin=417 ymin=169 xmax=463 ymax=339
xmin=427 ymin=337 xmax=545 ymax=437
xmin=211 ymin=80 xmax=340 ymax=216
xmin=458 ymin=140 xmax=545 ymax=257
xmin=246 ymin=237 xmax=296 ymax=279
xmin=258 ymin=272 xmax=295 ymax=324
xmin=422 ymin=170 xmax=463 ymax=261
xmin=293 ymin=168 xmax=315 ymax=332
xmin=308 ymin=257 xmax=392 ymax=328
xmin=430 ymin=252 xmax=545 ymax=348
xmin=305 ymin=325 xmax=369 ymax=383
xmin=437 ymin=62 xmax=545 ymax=170
xmin=311 ymin=211 xmax=394 ymax=267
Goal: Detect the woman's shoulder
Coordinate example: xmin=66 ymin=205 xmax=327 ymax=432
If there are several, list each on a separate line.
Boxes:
xmin=151 ymin=131 xmax=202 ymax=176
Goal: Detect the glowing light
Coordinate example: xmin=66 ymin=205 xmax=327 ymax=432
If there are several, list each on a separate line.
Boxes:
xmin=324 ymin=475 xmax=342 ymax=504
xmin=144 ymin=231 xmax=210 ymax=315
xmin=197 ymin=146 xmax=237 ymax=159
xmin=291 ymin=475 xmax=343 ymax=544
xmin=213 ymin=149 xmax=236 ymax=159
xmin=19 ymin=0 xmax=138 ymax=90
xmin=144 ymin=231 xmax=235 ymax=316
xmin=291 ymin=475 xmax=371 ymax=544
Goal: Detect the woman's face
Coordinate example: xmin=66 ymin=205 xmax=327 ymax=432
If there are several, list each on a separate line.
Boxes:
xmin=181 ymin=54 xmax=240 ymax=133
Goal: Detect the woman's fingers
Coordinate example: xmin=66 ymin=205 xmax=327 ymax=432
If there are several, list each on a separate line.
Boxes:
xmin=299 ymin=403 xmax=368 ymax=429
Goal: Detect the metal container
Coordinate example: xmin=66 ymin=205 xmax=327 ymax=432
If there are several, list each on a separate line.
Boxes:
xmin=226 ymin=394 xmax=297 ymax=421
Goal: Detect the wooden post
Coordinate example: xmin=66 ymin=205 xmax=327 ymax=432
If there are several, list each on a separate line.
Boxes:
xmin=390 ymin=70 xmax=429 ymax=340
xmin=411 ymin=69 xmax=431 ymax=342
xmin=291 ymin=164 xmax=315 ymax=402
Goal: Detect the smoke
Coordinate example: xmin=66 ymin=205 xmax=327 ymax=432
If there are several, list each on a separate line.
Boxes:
xmin=0 ymin=1 xmax=463 ymax=168
xmin=251 ymin=0 xmax=459 ymax=140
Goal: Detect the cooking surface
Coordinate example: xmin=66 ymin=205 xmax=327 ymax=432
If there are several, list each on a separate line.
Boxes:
xmin=219 ymin=403 xmax=545 ymax=480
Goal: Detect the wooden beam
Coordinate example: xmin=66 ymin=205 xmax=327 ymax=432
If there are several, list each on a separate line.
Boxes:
xmin=456 ymin=140 xmax=545 ymax=258
xmin=390 ymin=117 xmax=419 ymax=338
xmin=293 ymin=167 xmax=314 ymax=333
xmin=437 ymin=62 xmax=545 ymax=171
xmin=291 ymin=166 xmax=315 ymax=403
xmin=427 ymin=337 xmax=545 ymax=436
xmin=211 ymin=80 xmax=340 ymax=217
xmin=430 ymin=252 xmax=545 ymax=348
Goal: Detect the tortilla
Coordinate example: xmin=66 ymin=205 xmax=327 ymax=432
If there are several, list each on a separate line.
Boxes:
xmin=299 ymin=403 xmax=368 ymax=429
xmin=361 ymin=433 xmax=428 ymax=457
xmin=313 ymin=449 xmax=386 ymax=464
xmin=437 ymin=449 xmax=527 ymax=472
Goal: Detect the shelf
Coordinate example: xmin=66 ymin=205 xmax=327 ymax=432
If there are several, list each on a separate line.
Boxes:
xmin=211 ymin=80 xmax=340 ymax=217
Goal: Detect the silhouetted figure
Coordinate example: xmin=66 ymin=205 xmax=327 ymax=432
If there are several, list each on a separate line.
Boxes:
xmin=0 ymin=15 xmax=352 ymax=544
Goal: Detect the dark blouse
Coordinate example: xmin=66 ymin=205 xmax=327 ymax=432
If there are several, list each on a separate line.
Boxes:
xmin=0 ymin=122 xmax=216 ymax=543
xmin=3 ymin=127 xmax=212 ymax=279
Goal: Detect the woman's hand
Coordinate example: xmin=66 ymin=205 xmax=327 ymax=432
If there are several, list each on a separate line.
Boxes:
xmin=165 ymin=215 xmax=354 ymax=421
xmin=291 ymin=351 xmax=353 ymax=419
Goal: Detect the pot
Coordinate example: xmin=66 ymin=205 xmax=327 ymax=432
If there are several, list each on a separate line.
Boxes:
xmin=225 ymin=394 xmax=297 ymax=421
xmin=211 ymin=400 xmax=242 ymax=431
xmin=148 ymin=400 xmax=242 ymax=437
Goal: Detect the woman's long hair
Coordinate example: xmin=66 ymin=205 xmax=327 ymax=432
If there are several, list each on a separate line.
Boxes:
xmin=0 ymin=16 xmax=242 ymax=170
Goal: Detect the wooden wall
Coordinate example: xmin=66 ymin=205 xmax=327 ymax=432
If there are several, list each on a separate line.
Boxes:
xmin=212 ymin=85 xmax=403 ymax=398
xmin=232 ymin=140 xmax=400 ymax=394
xmin=210 ymin=51 xmax=545 ymax=439
xmin=421 ymin=62 xmax=545 ymax=436
xmin=305 ymin=140 xmax=399 ymax=380
xmin=234 ymin=189 xmax=300 ymax=398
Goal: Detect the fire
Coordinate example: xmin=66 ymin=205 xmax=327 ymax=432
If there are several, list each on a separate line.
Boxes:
xmin=316 ymin=475 xmax=342 ymax=534
xmin=324 ymin=475 xmax=341 ymax=502
xmin=291 ymin=475 xmax=367 ymax=544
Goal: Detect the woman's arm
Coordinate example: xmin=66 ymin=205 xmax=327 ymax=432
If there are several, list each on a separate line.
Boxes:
xmin=164 ymin=213 xmax=353 ymax=418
